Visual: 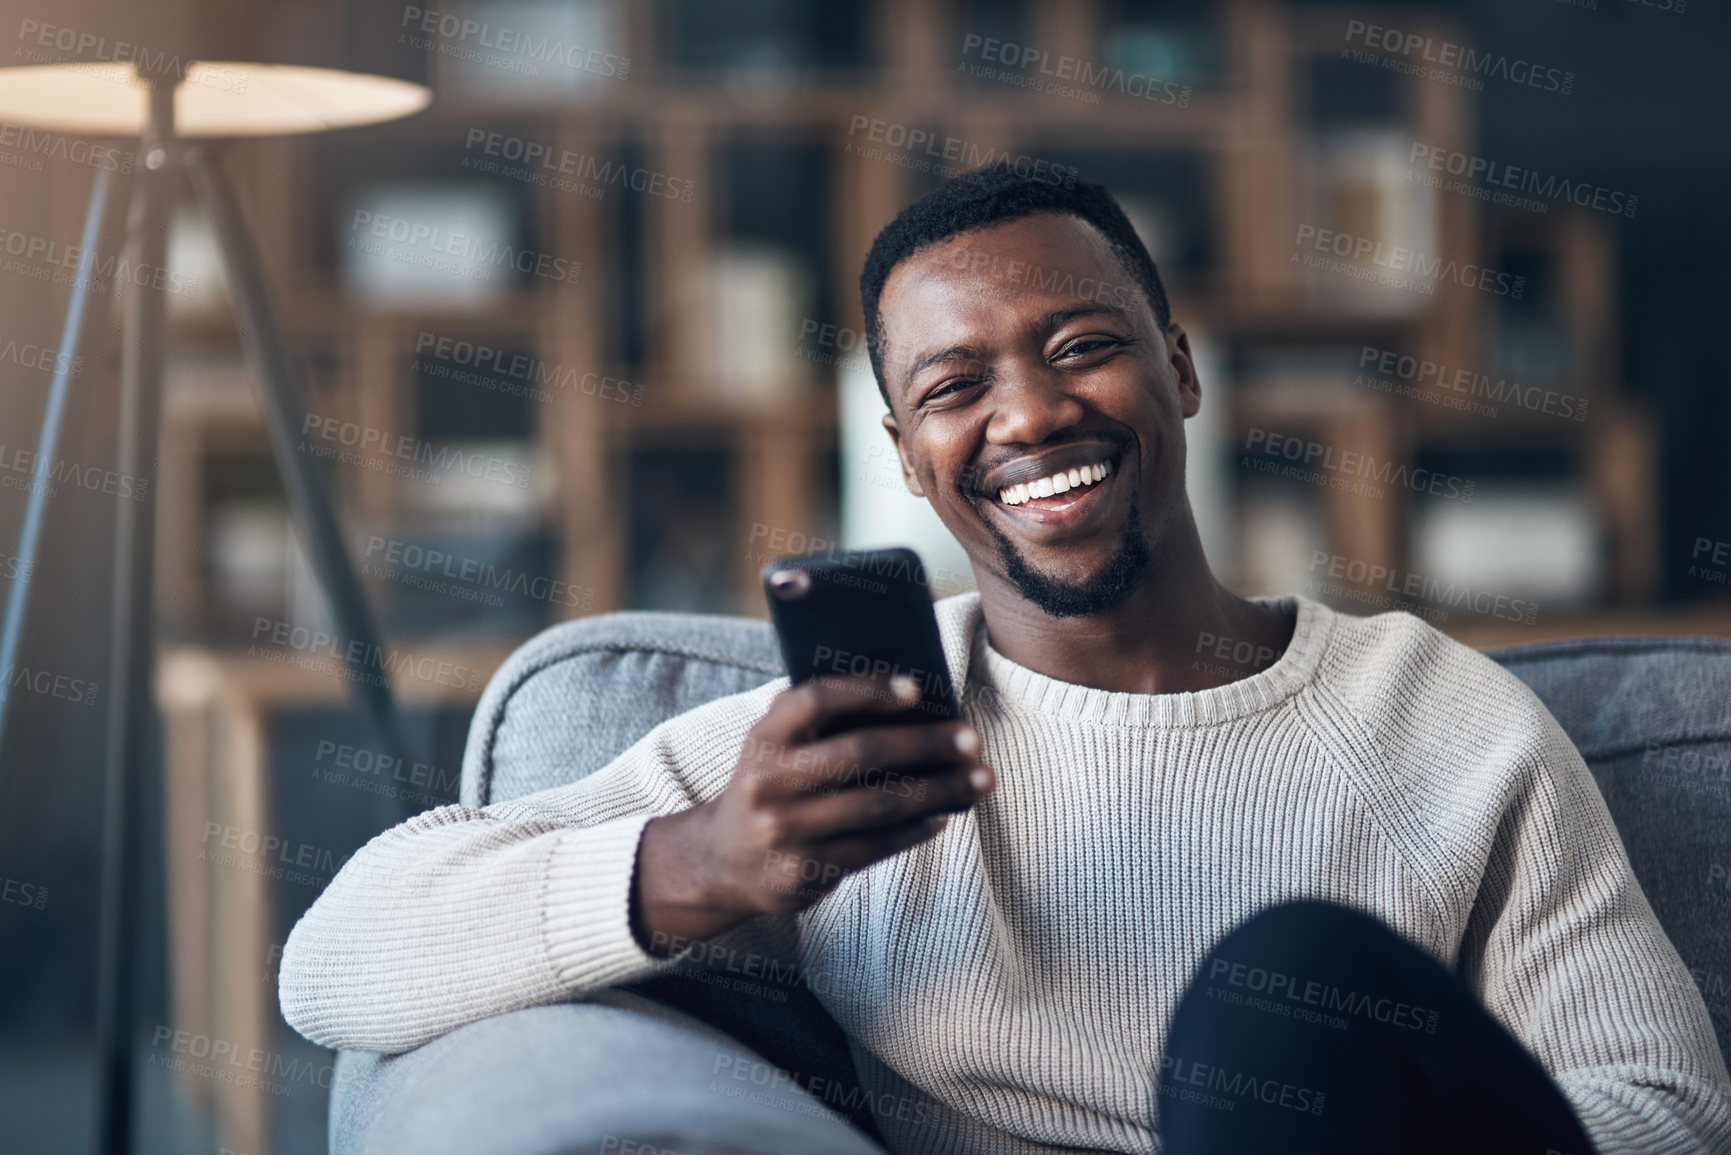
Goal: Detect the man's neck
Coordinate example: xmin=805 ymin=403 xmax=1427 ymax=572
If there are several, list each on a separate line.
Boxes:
xmin=973 ymin=529 xmax=1295 ymax=696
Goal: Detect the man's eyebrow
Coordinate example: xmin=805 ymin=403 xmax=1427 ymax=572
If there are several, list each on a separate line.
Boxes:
xmin=901 ymin=344 xmax=984 ymax=390
xmin=1038 ymin=302 xmax=1130 ymax=330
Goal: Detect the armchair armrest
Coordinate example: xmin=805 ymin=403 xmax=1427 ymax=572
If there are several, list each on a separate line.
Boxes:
xmin=330 ymin=988 xmax=886 ymax=1155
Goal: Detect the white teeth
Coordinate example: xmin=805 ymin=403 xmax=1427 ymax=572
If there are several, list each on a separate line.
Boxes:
xmin=996 ymin=458 xmax=1115 ymax=505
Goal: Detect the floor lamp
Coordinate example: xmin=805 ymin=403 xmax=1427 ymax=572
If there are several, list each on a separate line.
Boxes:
xmin=0 ymin=22 xmax=431 ymax=1153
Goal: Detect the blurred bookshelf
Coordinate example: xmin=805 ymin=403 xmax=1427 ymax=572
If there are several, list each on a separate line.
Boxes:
xmin=156 ymin=0 xmax=1668 ymax=656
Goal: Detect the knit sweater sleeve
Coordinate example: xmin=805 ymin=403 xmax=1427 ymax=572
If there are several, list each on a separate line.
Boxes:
xmin=1455 ymin=704 xmax=1731 ymax=1155
xmin=278 ymin=678 xmax=782 ymax=1055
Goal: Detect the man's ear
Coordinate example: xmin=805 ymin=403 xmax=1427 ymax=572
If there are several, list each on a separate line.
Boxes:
xmin=880 ymin=413 xmax=927 ymax=497
xmin=1167 ymin=321 xmax=1203 ymax=419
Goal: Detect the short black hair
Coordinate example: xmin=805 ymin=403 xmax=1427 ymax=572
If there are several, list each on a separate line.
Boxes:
xmin=858 ymin=160 xmax=1172 ymax=409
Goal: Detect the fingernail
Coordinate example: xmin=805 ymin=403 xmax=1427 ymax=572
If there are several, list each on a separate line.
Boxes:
xmin=890 ymin=674 xmax=920 ymax=702
xmin=969 ymin=767 xmax=991 ymax=792
xmin=953 ymin=728 xmax=979 ymax=756
xmin=927 ymin=814 xmax=950 ymax=832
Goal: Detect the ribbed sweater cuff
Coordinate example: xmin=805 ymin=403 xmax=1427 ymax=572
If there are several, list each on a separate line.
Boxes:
xmin=541 ymin=814 xmax=687 ymax=989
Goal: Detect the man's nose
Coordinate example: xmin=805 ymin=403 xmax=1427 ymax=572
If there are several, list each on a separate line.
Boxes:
xmin=985 ymin=359 xmax=1085 ymax=445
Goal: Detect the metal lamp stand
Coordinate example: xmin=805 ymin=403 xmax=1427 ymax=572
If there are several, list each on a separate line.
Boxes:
xmin=0 ymin=75 xmax=411 ymax=1155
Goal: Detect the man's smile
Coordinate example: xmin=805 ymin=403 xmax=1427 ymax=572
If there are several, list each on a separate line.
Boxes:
xmin=996 ymin=456 xmax=1113 ymax=506
xmin=966 ymin=440 xmax=1131 ymax=542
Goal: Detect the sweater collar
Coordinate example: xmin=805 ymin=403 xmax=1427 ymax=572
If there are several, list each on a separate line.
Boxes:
xmin=934 ymin=591 xmax=987 ymax=707
xmin=932 ymin=590 xmax=1335 ymax=727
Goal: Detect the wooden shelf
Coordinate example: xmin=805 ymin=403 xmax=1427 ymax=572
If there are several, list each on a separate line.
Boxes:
xmin=153 ymin=0 xmax=1656 ymax=647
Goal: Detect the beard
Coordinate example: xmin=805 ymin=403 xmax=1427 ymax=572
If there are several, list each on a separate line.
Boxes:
xmin=982 ymin=486 xmax=1151 ymax=618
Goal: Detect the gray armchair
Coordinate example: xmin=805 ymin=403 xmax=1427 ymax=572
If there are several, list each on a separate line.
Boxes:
xmin=327 ymin=611 xmax=1731 ymax=1155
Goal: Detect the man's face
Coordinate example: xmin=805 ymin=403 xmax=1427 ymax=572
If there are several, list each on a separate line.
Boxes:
xmin=878 ymin=212 xmax=1201 ymax=617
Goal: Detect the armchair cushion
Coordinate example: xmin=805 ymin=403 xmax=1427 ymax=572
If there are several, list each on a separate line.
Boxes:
xmin=460 ymin=611 xmax=784 ymax=810
xmin=329 ymin=988 xmax=886 ymax=1155
xmin=1482 ymin=636 xmax=1731 ymax=1060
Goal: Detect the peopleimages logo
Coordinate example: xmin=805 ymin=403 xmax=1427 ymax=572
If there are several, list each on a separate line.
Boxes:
xmin=1688 ymin=536 xmax=1729 ymax=588
xmin=1 ymin=874 xmax=48 ymax=910
xmin=347 ymin=210 xmax=582 ymax=287
xmin=0 ymin=123 xmax=133 ymax=176
xmin=943 ymin=243 xmax=1139 ymax=310
xmin=796 ymin=319 xmax=876 ymax=371
xmin=845 ymin=115 xmax=1080 ymax=186
xmin=413 ymin=330 xmax=643 ymax=406
xmin=1356 ymin=345 xmax=1588 ymax=423
xmin=462 ymin=128 xmax=694 ymax=203
xmin=1342 ymin=20 xmax=1575 ymax=96
xmin=299 ymin=413 xmax=534 ymax=490
xmin=1 ymin=661 xmax=100 ymax=706
xmin=1643 ymin=739 xmax=1731 ymax=788
xmin=248 ymin=616 xmax=485 ymax=691
xmin=0 ymin=223 xmax=200 ymax=298
xmin=1160 ymin=1053 xmax=1328 ymax=1116
xmin=1407 ymin=143 xmax=1635 ymax=219
xmin=959 ymin=33 xmax=1191 ymax=106
xmin=1207 ymin=955 xmax=1440 ymax=1034
xmin=399 ymin=6 xmax=629 ymax=80
xmin=1243 ymin=428 xmax=1476 ymax=503
xmin=1308 ymin=550 xmax=1539 ymax=626
xmin=1294 ymin=224 xmax=1524 ymax=299
xmin=312 ymin=739 xmax=460 ymax=810
xmin=0 ymin=333 xmax=83 ymax=378
xmin=363 ymin=534 xmax=595 ymax=609
xmin=149 ymin=1025 xmax=333 ymax=1095
xmin=14 ymin=19 xmax=249 ymax=93
xmin=710 ymin=1054 xmax=933 ymax=1128
xmin=0 ymin=443 xmax=151 ymax=502
xmin=746 ymin=522 xmax=975 ymax=597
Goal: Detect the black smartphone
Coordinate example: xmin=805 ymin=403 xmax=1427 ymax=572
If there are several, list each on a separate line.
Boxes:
xmin=762 ymin=546 xmax=960 ymax=733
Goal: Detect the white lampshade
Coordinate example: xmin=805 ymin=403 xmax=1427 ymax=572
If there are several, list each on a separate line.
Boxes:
xmin=0 ymin=0 xmax=431 ymax=137
xmin=0 ymin=62 xmax=429 ymax=137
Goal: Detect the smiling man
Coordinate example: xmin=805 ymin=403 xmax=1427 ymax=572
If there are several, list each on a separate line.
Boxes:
xmin=864 ymin=184 xmax=1294 ymax=691
xmin=282 ymin=164 xmax=1731 ymax=1155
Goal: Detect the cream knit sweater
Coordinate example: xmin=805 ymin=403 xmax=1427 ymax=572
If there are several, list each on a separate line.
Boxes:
xmin=281 ymin=592 xmax=1731 ymax=1154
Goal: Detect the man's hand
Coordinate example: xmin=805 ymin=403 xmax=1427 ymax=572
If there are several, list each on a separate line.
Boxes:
xmin=631 ymin=673 xmax=994 ymax=953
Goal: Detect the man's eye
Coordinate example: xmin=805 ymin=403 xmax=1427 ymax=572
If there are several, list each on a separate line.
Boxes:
xmin=1058 ymin=338 xmax=1119 ymax=360
xmin=925 ymin=378 xmax=978 ymax=402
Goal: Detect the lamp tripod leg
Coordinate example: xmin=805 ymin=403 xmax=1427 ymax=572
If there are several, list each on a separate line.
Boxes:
xmin=0 ymin=165 xmax=121 ymax=760
xmin=94 ymin=78 xmax=176 ymax=1155
xmin=186 ymin=149 xmax=415 ymax=824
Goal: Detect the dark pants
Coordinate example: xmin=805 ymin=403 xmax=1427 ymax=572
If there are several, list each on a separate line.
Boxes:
xmin=1158 ymin=901 xmax=1597 ymax=1155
